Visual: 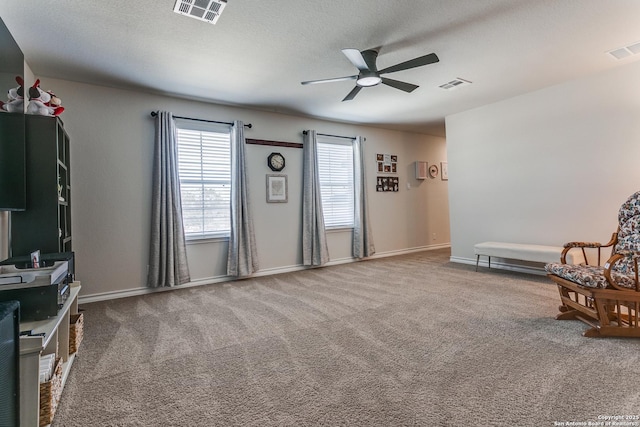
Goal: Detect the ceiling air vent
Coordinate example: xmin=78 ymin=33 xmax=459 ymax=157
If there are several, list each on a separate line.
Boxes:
xmin=439 ymin=78 xmax=472 ymax=90
xmin=173 ymin=0 xmax=228 ymax=25
xmin=607 ymin=41 xmax=640 ymax=60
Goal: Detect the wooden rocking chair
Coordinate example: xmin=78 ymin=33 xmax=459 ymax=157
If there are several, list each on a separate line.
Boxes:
xmin=545 ymin=191 xmax=640 ymax=337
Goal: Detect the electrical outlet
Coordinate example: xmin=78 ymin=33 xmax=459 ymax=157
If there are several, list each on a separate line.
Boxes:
xmin=432 ymin=233 xmax=437 ymax=241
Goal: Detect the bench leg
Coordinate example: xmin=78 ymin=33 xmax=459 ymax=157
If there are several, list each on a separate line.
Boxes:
xmin=476 ymin=255 xmax=491 ymax=271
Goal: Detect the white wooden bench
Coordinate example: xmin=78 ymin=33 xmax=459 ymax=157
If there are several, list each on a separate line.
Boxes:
xmin=474 ymin=241 xmax=585 ymax=271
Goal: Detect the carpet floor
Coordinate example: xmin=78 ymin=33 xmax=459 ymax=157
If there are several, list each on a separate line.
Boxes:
xmin=52 ymin=249 xmax=640 ymax=426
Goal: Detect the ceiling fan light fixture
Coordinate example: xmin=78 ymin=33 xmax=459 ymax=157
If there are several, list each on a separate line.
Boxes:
xmin=357 ymin=76 xmax=382 ymax=87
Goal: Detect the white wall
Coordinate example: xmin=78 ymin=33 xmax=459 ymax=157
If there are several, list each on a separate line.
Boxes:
xmin=446 ymin=60 xmax=640 ymax=265
xmin=22 ymin=78 xmax=449 ymax=299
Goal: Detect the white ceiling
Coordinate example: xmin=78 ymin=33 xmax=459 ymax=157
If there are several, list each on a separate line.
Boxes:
xmin=1 ymin=0 xmax=640 ymax=136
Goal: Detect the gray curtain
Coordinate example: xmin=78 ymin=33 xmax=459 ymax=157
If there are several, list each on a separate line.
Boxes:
xmin=302 ymin=130 xmax=330 ymax=266
xmin=353 ymin=136 xmax=375 ymax=258
xmin=148 ymin=111 xmax=190 ymax=287
xmin=227 ymin=121 xmax=259 ymax=277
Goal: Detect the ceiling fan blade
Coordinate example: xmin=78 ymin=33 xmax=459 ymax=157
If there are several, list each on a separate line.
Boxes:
xmin=342 ymin=86 xmax=363 ymax=101
xmin=379 ymin=53 xmax=439 ymax=75
xmin=381 ymin=77 xmax=419 ymax=93
xmin=341 ymin=48 xmax=370 ymax=71
xmin=301 ymin=75 xmax=358 ymax=85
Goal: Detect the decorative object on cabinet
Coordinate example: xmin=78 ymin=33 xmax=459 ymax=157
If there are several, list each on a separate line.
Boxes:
xmin=415 ymin=161 xmax=428 ymax=179
xmin=10 ymin=115 xmax=71 ymax=256
xmin=441 ymin=162 xmax=448 ymax=180
xmin=376 ymin=153 xmax=398 ymax=174
xmin=25 ymin=80 xmax=64 ymax=117
xmin=267 ymin=152 xmax=285 ymax=171
xmin=428 ymin=164 xmax=439 ymax=179
xmin=376 ymin=176 xmax=399 ymax=192
xmin=266 ymin=174 xmax=288 ymax=203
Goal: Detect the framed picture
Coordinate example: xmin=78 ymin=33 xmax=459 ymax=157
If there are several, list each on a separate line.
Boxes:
xmin=415 ymin=161 xmax=428 ymax=179
xmin=376 ymin=176 xmax=399 ymax=192
xmin=266 ymin=174 xmax=287 ymax=203
xmin=376 ymin=153 xmax=398 ymax=174
xmin=441 ymin=162 xmax=448 ymax=180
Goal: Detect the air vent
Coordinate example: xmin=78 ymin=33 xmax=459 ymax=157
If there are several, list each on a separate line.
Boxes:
xmin=173 ymin=0 xmax=228 ymax=24
xmin=607 ymin=41 xmax=640 ymax=60
xmin=439 ymin=78 xmax=472 ymax=90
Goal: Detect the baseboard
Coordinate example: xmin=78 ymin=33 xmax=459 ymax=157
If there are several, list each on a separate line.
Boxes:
xmin=78 ymin=243 xmax=451 ymax=304
xmin=449 ymin=256 xmax=547 ymax=276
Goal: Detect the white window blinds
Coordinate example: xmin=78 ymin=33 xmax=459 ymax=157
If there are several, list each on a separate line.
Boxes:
xmin=316 ymin=136 xmax=355 ymax=228
xmin=175 ymin=123 xmax=231 ymax=239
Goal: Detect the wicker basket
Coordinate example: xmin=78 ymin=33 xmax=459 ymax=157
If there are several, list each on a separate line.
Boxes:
xmin=69 ymin=312 xmax=84 ymax=354
xmin=39 ymin=357 xmax=63 ymax=426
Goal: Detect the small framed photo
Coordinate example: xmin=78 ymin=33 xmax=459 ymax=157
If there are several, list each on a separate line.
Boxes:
xmin=31 ymin=250 xmax=41 ymax=268
xmin=266 ymin=174 xmax=288 ymax=203
xmin=441 ymin=162 xmax=448 ymax=180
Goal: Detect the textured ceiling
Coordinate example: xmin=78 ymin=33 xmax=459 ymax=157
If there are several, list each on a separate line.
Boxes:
xmin=1 ymin=0 xmax=640 ymax=136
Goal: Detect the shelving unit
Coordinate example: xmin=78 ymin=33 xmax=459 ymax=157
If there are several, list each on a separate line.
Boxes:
xmin=19 ymin=282 xmax=81 ymax=427
xmin=11 ymin=115 xmax=71 ymax=256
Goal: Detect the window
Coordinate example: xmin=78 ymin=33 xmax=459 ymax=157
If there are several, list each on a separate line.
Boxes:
xmin=316 ymin=136 xmax=355 ymax=228
xmin=175 ymin=121 xmax=231 ymax=239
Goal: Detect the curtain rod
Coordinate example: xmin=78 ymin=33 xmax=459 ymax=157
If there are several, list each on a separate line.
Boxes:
xmin=302 ymin=130 xmax=357 ymax=140
xmin=150 ymin=111 xmax=252 ymax=128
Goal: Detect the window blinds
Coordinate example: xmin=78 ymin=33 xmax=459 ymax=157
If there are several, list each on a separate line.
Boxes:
xmin=316 ymin=137 xmax=355 ymax=228
xmin=176 ymin=125 xmax=231 ymax=238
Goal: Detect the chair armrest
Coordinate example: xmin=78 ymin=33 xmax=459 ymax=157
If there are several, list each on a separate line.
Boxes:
xmin=616 ymin=249 xmax=640 ymax=260
xmin=603 ymin=252 xmax=639 ymax=291
xmin=563 ymin=241 xmax=605 ymax=248
xmin=560 ymin=232 xmax=618 ymax=265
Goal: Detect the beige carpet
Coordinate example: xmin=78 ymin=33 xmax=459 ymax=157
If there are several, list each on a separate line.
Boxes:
xmin=52 ymin=249 xmax=640 ymax=426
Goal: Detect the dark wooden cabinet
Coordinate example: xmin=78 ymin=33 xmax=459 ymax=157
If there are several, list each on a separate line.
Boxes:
xmin=0 ymin=113 xmax=26 ymax=210
xmin=10 ymin=115 xmax=71 ymax=256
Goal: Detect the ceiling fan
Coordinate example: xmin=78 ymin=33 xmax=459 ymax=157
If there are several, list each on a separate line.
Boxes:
xmin=301 ymin=48 xmax=439 ymax=101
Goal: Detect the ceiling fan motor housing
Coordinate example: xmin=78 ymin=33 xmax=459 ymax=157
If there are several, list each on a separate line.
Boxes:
xmin=356 ymin=50 xmax=382 ymax=86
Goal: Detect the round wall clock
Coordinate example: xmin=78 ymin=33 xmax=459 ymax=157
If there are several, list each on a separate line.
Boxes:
xmin=428 ymin=164 xmax=439 ymax=178
xmin=268 ymin=152 xmax=285 ymax=172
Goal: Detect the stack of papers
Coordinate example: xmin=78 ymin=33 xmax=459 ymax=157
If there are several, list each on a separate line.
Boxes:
xmin=39 ymin=353 xmax=56 ymax=383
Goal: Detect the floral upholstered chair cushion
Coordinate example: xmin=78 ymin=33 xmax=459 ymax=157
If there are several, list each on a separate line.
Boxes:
xmin=545 ymin=191 xmax=640 ymax=289
xmin=544 ymin=263 xmax=637 ymax=289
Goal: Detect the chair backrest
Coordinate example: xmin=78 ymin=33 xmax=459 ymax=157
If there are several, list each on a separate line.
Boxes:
xmin=613 ymin=191 xmax=640 ymax=274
